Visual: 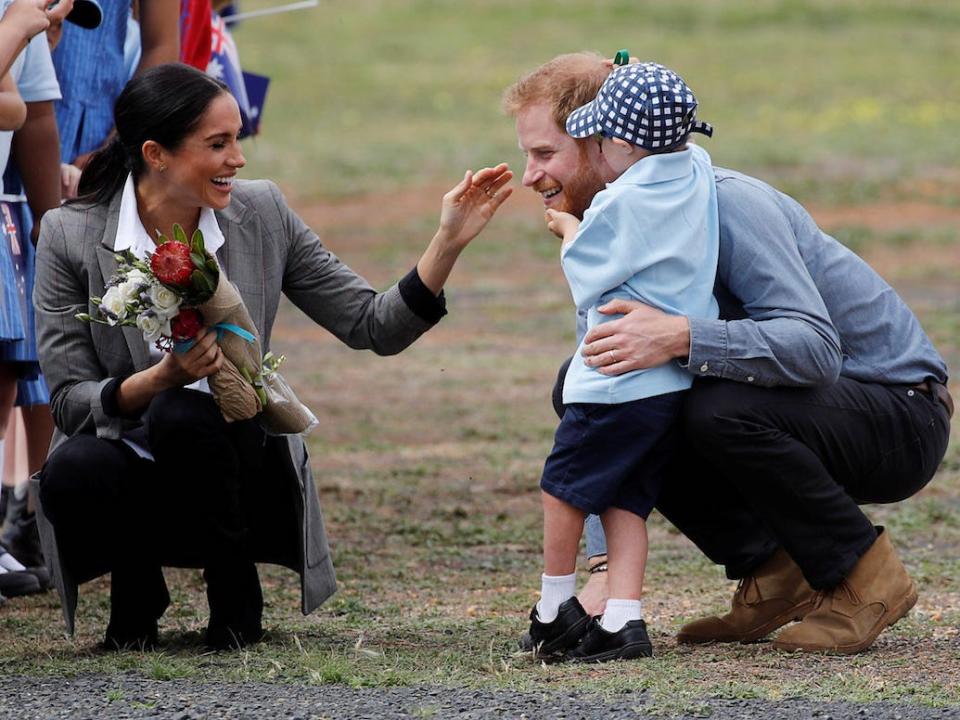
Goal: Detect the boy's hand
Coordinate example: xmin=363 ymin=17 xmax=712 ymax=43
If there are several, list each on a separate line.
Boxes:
xmin=545 ymin=208 xmax=578 ymax=240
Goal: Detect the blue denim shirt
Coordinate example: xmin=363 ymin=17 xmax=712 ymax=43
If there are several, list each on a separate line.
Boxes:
xmin=584 ymin=166 xmax=949 ymax=556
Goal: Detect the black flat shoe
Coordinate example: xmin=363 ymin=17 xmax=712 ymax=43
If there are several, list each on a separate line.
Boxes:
xmin=564 ymin=617 xmax=653 ymax=663
xmin=527 ymin=597 xmax=590 ymax=658
xmin=101 ymin=621 xmax=159 ymax=652
xmin=205 ymin=622 xmax=264 ymax=651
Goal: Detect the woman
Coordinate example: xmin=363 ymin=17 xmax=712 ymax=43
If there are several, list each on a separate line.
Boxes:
xmin=33 ymin=63 xmax=512 ymax=650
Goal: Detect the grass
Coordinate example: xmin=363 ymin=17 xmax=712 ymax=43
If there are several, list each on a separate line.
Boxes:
xmin=2 ymin=0 xmax=959 ymax=714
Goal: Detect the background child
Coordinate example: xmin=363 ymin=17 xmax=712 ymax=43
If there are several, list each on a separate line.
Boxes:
xmin=527 ymin=62 xmax=719 ymax=662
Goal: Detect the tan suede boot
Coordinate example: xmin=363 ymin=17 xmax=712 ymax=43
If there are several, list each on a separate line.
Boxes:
xmin=677 ymin=548 xmax=817 ymax=644
xmin=772 ymin=528 xmax=917 ymax=654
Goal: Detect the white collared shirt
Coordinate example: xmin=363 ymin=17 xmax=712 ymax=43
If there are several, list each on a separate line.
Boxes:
xmin=115 ymin=174 xmax=228 ymax=457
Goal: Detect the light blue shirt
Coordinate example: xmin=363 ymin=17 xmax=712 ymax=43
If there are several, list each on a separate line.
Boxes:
xmin=561 ymin=143 xmax=719 ymax=404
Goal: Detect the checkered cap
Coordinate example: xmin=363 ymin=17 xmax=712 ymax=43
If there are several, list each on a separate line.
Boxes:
xmin=566 ymin=62 xmax=713 ymax=150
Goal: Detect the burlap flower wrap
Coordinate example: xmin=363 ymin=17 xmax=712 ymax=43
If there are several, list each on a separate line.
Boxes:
xmin=199 ymin=256 xmax=317 ymax=435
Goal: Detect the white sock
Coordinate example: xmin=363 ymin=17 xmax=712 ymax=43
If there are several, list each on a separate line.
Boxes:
xmin=0 ymin=552 xmax=25 ymax=572
xmin=601 ymin=598 xmax=643 ymax=632
xmin=536 ymin=572 xmax=577 ymax=623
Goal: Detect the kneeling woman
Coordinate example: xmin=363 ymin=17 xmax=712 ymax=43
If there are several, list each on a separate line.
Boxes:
xmin=34 ymin=63 xmax=511 ymax=650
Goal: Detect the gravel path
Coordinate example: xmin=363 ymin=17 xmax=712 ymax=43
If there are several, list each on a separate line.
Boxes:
xmin=2 ymin=676 xmax=959 ymax=720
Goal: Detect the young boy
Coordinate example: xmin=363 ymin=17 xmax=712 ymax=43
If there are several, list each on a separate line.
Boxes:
xmin=527 ymin=62 xmax=719 ymax=662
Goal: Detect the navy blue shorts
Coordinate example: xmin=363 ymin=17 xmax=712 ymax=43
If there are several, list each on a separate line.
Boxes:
xmin=540 ymin=392 xmax=685 ymax=519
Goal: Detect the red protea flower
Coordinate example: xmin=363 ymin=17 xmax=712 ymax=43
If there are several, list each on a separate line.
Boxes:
xmin=151 ymin=241 xmax=194 ymax=287
xmin=170 ymin=307 xmax=204 ymax=341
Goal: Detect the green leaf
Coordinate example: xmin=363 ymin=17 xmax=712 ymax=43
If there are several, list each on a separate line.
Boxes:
xmin=190 ymin=251 xmax=206 ymax=270
xmin=173 ymin=223 xmax=188 ymax=245
xmin=191 ymin=269 xmax=214 ymax=295
xmin=155 ymin=230 xmax=168 ymax=245
xmin=205 ymin=259 xmax=220 ymax=276
xmin=191 ymin=228 xmax=205 ymax=255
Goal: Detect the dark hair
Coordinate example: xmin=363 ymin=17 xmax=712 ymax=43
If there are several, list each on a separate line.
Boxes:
xmin=75 ymin=63 xmax=229 ymax=206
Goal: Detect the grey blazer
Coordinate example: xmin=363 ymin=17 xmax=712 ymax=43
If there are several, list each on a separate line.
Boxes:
xmin=33 ymin=179 xmax=434 ymax=635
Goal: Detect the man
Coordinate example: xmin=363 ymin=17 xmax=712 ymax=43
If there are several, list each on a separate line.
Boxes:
xmin=503 ymin=52 xmax=952 ymax=654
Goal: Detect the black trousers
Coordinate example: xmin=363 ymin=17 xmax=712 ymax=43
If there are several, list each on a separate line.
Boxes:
xmin=40 ymin=389 xmax=269 ymax=632
xmin=556 ymin=363 xmax=952 ymax=590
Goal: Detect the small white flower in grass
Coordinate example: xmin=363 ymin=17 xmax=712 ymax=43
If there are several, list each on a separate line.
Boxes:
xmin=99 ymin=286 xmax=127 ymax=326
xmin=148 ymin=282 xmax=182 ymax=319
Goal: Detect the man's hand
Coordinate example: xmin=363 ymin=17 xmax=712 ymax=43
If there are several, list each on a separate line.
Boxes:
xmin=582 ymin=299 xmax=691 ymax=375
xmin=544 ymin=208 xmax=578 ymax=243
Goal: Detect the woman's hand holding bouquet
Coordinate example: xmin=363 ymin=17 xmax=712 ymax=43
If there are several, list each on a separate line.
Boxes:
xmin=77 ymin=225 xmax=317 ymax=434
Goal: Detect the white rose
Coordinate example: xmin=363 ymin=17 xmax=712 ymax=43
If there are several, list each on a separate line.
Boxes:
xmin=148 ymin=282 xmax=182 ymax=319
xmin=136 ymin=310 xmax=171 ymax=343
xmin=125 ymin=268 xmax=150 ymax=287
xmin=99 ymin=286 xmax=127 ymax=326
xmin=117 ymin=278 xmax=143 ymax=305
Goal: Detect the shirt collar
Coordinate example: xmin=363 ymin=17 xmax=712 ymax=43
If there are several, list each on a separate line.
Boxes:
xmin=114 ymin=173 xmax=226 ymax=260
xmin=608 ymin=144 xmax=698 ymax=189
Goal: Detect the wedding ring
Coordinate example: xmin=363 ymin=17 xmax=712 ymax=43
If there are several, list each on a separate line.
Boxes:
xmin=609 ymin=349 xmax=616 ymax=363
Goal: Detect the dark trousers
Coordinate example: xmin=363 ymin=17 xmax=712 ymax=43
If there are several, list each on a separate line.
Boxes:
xmin=39 ymin=389 xmax=268 ymax=634
xmin=556 ymin=363 xmax=952 ymax=590
xmin=661 ymin=377 xmax=950 ymax=589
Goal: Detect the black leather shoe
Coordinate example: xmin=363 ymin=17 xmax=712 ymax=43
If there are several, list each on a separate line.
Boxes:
xmin=1 ymin=495 xmax=43 ymax=568
xmin=564 ymin=617 xmax=653 ymax=663
xmin=0 ymin=569 xmax=41 ymax=597
xmin=527 ymin=597 xmax=590 ymax=657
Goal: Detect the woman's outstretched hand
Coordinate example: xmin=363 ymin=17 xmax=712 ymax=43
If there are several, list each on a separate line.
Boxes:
xmin=416 ymin=164 xmax=513 ymax=296
xmin=438 ymin=163 xmax=513 ymax=250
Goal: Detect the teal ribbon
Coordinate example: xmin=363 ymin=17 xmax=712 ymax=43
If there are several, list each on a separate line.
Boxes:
xmin=213 ymin=322 xmax=255 ymax=343
xmin=173 ymin=322 xmax=255 ymax=353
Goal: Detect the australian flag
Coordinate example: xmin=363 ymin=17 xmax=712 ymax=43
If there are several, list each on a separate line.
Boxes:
xmin=206 ymin=12 xmax=270 ymax=137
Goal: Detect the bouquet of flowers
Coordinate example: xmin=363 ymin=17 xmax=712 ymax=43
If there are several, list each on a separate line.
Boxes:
xmin=77 ymin=225 xmax=317 ymax=435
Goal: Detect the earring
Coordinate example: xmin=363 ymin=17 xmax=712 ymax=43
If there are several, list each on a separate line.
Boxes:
xmin=159 ymin=164 xmax=167 ymax=173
